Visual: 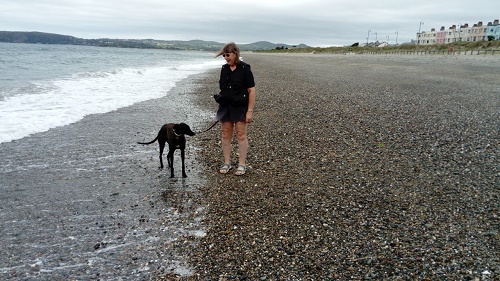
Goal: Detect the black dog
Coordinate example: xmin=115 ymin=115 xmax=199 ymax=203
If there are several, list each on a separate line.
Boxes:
xmin=137 ymin=123 xmax=195 ymax=178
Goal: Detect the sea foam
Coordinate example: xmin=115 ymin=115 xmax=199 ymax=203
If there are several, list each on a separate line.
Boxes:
xmin=0 ymin=56 xmax=220 ymax=143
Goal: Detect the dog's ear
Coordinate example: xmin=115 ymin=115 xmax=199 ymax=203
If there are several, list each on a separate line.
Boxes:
xmin=173 ymin=124 xmax=180 ymax=131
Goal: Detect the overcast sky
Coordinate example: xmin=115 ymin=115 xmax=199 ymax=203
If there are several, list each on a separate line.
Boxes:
xmin=2 ymin=0 xmax=499 ymax=47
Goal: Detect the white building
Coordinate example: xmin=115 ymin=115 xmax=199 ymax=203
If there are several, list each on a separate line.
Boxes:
xmin=417 ymin=28 xmax=437 ymax=45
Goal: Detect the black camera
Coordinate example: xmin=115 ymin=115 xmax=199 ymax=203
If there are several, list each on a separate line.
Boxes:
xmin=213 ymin=94 xmax=222 ymax=103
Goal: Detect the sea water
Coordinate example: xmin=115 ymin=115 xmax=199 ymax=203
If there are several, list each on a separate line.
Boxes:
xmin=0 ymin=42 xmax=221 ymax=143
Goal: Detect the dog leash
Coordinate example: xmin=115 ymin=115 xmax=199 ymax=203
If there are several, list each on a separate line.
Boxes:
xmin=197 ymin=120 xmax=219 ymax=134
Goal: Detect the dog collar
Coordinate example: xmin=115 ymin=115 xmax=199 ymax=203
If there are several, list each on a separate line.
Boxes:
xmin=173 ymin=130 xmax=182 ymax=137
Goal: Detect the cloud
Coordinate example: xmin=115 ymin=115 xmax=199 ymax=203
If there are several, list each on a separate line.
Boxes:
xmin=2 ymin=0 xmax=499 ymax=46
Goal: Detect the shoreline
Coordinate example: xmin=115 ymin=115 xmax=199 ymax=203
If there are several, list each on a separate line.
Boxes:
xmin=0 ymin=71 xmax=219 ymax=279
xmin=1 ymin=53 xmax=498 ymax=280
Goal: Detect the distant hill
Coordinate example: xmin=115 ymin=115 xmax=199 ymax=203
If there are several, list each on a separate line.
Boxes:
xmin=0 ymin=31 xmax=85 ymax=45
xmin=0 ymin=31 xmax=310 ymax=51
xmin=243 ymin=41 xmax=309 ymax=50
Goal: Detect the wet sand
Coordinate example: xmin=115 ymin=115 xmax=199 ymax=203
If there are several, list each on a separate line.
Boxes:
xmin=0 ymin=73 xmax=217 ymax=280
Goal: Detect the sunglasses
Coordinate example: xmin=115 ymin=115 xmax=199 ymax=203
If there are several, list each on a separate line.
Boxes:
xmin=222 ymin=53 xmax=232 ymax=57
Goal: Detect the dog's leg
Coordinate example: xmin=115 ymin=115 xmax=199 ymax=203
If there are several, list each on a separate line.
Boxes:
xmin=158 ymin=142 xmax=165 ymax=169
xmin=181 ymin=148 xmax=188 ymax=178
xmin=167 ymin=149 xmax=175 ymax=178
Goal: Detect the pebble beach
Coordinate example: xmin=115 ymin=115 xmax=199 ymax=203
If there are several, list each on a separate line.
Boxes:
xmin=0 ymin=52 xmax=498 ymax=280
xmin=185 ymin=53 xmax=499 ymax=280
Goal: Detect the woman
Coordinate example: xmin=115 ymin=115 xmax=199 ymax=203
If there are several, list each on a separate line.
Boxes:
xmin=215 ymin=42 xmax=256 ymax=176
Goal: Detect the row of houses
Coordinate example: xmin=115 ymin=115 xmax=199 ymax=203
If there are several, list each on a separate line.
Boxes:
xmin=416 ymin=19 xmax=500 ymax=45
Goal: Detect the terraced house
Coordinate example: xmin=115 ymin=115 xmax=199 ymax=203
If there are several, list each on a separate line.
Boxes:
xmin=487 ymin=20 xmax=500 ymax=40
xmin=417 ymin=19 xmax=499 ymax=45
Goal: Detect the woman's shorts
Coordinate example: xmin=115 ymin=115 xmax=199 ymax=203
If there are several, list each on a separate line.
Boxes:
xmin=216 ymin=105 xmax=247 ymax=122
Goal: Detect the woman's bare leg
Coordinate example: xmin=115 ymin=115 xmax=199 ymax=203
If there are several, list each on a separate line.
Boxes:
xmin=235 ymin=121 xmax=248 ymax=166
xmin=221 ymin=121 xmax=234 ymax=165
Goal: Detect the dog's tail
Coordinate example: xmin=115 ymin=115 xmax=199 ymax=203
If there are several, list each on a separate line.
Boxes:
xmin=137 ymin=136 xmax=158 ymax=145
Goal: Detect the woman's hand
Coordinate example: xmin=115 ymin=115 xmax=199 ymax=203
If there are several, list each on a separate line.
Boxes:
xmin=246 ymin=110 xmax=253 ymax=123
